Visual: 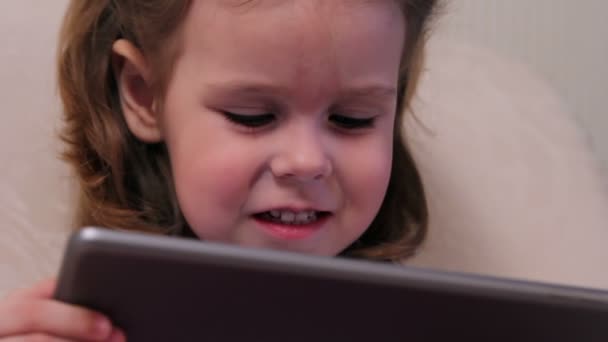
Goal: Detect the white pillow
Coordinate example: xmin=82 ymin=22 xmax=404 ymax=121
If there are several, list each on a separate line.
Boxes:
xmin=405 ymin=38 xmax=608 ymax=289
xmin=0 ymin=0 xmax=73 ymax=296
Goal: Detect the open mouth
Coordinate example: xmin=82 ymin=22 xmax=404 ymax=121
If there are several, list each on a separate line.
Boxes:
xmin=253 ymin=210 xmax=332 ymax=226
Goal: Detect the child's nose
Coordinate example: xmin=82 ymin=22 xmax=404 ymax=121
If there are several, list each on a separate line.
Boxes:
xmin=270 ymin=130 xmax=333 ymax=182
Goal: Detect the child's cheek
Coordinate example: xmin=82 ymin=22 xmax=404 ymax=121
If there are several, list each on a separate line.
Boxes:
xmin=346 ymin=146 xmax=392 ymax=214
xmin=171 ymin=145 xmax=254 ymax=239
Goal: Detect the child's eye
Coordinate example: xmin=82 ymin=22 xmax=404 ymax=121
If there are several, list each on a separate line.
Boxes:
xmin=223 ymin=112 xmax=276 ymax=128
xmin=329 ymin=114 xmax=376 ymax=130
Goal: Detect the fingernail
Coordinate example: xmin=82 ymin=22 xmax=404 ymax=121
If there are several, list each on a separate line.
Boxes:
xmin=95 ymin=317 xmax=112 ymax=337
xmin=111 ymin=328 xmax=127 ymax=342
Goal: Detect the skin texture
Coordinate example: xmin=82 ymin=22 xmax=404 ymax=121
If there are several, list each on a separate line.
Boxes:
xmin=119 ymin=0 xmax=406 ymax=255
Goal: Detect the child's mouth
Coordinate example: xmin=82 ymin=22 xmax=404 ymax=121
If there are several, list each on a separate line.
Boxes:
xmin=253 ymin=210 xmax=331 ymax=225
xmin=252 ymin=210 xmax=332 ymax=240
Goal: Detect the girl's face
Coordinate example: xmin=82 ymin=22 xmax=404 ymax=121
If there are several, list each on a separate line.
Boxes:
xmin=160 ymin=0 xmax=405 ymax=255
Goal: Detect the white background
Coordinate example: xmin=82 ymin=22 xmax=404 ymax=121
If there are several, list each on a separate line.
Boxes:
xmin=436 ymin=0 xmax=608 ymax=170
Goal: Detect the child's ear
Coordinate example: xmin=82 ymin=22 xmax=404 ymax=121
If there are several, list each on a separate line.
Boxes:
xmin=111 ymin=39 xmax=162 ymax=143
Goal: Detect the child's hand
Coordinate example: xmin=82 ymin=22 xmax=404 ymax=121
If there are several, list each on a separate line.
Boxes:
xmin=0 ymin=278 xmax=125 ymax=341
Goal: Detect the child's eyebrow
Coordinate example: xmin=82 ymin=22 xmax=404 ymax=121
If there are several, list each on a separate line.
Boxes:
xmin=206 ymin=81 xmax=397 ymax=100
xmin=206 ymin=82 xmax=288 ymax=97
xmin=339 ymin=85 xmax=398 ymax=100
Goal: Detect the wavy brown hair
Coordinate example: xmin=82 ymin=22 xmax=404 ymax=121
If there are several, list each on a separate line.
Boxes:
xmin=58 ymin=0 xmax=440 ymax=262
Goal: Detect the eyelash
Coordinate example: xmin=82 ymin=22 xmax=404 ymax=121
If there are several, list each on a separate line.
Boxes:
xmin=222 ymin=112 xmax=376 ymax=130
xmin=329 ymin=114 xmax=376 ymax=129
xmin=223 ymin=112 xmax=275 ymax=128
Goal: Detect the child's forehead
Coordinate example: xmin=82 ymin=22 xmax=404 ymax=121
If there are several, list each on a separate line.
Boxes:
xmin=196 ymin=0 xmax=402 ymax=19
xmin=184 ymin=0 xmax=404 ymax=40
xmin=179 ymin=1 xmax=404 ymax=62
xmin=171 ymin=0 xmax=405 ymax=95
xmin=219 ymin=0 xmax=393 ymax=9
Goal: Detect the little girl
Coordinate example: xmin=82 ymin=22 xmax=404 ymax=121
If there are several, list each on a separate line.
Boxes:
xmin=0 ymin=0 xmax=439 ymax=340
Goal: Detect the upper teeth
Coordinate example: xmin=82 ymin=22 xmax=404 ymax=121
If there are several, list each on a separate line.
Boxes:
xmin=269 ymin=210 xmax=318 ymax=224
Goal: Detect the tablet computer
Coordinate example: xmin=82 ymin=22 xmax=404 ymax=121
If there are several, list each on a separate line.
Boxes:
xmin=54 ymin=227 xmax=608 ymax=342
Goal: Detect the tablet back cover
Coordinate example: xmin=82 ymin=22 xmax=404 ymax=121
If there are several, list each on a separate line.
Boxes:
xmin=55 ymin=228 xmax=608 ymax=342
